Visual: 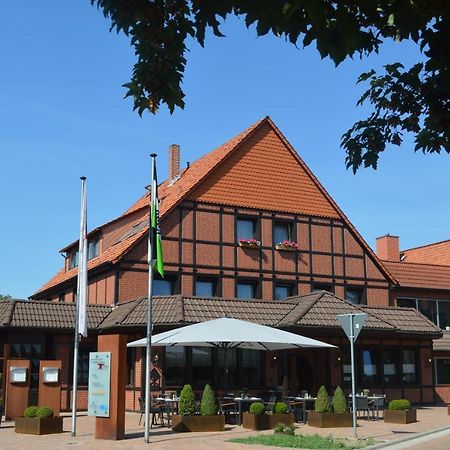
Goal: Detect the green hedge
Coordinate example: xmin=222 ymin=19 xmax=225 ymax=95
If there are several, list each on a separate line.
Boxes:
xmin=314 ymin=386 xmax=331 ymax=413
xmin=273 ymin=402 xmax=288 ymax=414
xmin=24 ymin=406 xmax=39 ymax=418
xmin=332 ymin=386 xmax=347 ymax=414
xmin=179 ymin=384 xmax=196 ymax=416
xmin=200 ymin=384 xmax=218 ymax=416
xmin=388 ymin=399 xmax=411 ymax=411
xmin=36 ymin=406 xmax=54 ymax=418
xmin=249 ymin=402 xmax=265 ymax=415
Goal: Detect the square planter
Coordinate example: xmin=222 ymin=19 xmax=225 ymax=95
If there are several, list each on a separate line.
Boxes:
xmin=268 ymin=412 xmax=295 ymax=427
xmin=308 ymin=411 xmax=353 ymax=428
xmin=171 ymin=414 xmax=225 ymax=432
xmin=447 ymin=403 xmax=450 ymax=415
xmin=384 ymin=409 xmax=417 ymax=424
xmin=242 ymin=413 xmax=270 ymax=430
xmin=15 ymin=416 xmax=63 ymax=435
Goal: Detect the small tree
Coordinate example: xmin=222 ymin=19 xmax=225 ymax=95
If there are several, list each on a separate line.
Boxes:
xmin=314 ymin=386 xmax=332 ymax=413
xmin=332 ymin=386 xmax=347 ymax=414
xmin=200 ymin=384 xmax=218 ymax=416
xmin=178 ymin=384 xmax=196 ymax=416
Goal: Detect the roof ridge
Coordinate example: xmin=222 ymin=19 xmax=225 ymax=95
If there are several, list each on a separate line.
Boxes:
xmin=383 ymin=259 xmax=450 ymax=269
xmin=276 ymin=291 xmax=325 ymax=325
xmin=402 ymin=238 xmax=450 ymax=254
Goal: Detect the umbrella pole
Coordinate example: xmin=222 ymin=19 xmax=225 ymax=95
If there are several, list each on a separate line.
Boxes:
xmin=224 ymin=347 xmax=228 ymax=396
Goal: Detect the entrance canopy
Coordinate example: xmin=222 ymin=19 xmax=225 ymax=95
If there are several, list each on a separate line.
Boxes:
xmin=127 ymin=317 xmax=336 ymax=350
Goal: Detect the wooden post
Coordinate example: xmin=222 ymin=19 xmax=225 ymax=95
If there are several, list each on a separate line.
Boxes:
xmin=5 ymin=359 xmax=30 ymax=419
xmin=95 ymin=334 xmax=127 ymax=440
xmin=38 ymin=360 xmax=62 ymax=416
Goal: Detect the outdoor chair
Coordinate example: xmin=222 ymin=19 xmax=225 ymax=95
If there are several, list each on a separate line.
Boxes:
xmin=265 ymin=395 xmax=277 ymax=413
xmin=283 ymin=397 xmax=304 ymax=422
xmin=369 ymin=395 xmax=386 ymax=420
xmin=355 ymin=396 xmax=370 ymax=420
xmin=219 ymin=396 xmax=237 ymax=424
xmin=138 ymin=397 xmax=167 ymax=427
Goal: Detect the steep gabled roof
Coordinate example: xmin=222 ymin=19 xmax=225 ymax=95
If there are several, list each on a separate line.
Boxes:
xmin=383 ymin=260 xmax=450 ymax=291
xmin=34 ymin=117 xmax=395 ymax=296
xmin=401 ymin=239 xmax=450 ymax=266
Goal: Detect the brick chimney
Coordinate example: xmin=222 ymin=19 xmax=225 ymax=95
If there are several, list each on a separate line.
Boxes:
xmin=169 ymin=144 xmax=180 ymax=181
xmin=376 ymin=235 xmax=400 ymax=261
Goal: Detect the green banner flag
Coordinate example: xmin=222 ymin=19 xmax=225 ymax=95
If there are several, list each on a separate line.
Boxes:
xmin=151 ymin=160 xmax=164 ymax=277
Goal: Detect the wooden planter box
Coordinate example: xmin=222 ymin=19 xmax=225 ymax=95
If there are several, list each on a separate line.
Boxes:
xmin=171 ymin=414 xmax=225 ymax=432
xmin=15 ymin=416 xmax=63 ymax=435
xmin=268 ymin=412 xmax=295 ymax=427
xmin=242 ymin=412 xmax=295 ymax=430
xmin=308 ymin=411 xmax=353 ymax=428
xmin=447 ymin=403 xmax=450 ymax=415
xmin=242 ymin=413 xmax=270 ymax=430
xmin=384 ymin=409 xmax=417 ymax=424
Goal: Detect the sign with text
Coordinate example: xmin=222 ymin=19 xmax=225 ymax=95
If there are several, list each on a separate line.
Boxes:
xmin=88 ymin=352 xmax=111 ymax=417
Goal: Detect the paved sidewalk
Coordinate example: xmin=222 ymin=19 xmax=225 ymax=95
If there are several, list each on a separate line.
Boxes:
xmin=0 ymin=407 xmax=448 ymax=449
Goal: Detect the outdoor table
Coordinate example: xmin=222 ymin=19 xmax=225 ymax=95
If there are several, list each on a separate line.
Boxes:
xmin=233 ymin=397 xmax=263 ymax=426
xmin=293 ymin=397 xmax=317 ymax=424
xmin=155 ymin=397 xmax=179 ymax=427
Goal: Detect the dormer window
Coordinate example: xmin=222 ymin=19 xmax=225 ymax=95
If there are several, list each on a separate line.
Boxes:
xmin=88 ymin=238 xmax=99 ymax=260
xmin=69 ymin=251 xmax=78 ymax=270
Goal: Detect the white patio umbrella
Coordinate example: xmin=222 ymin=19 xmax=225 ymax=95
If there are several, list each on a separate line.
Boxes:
xmin=128 ymin=317 xmax=336 ymax=394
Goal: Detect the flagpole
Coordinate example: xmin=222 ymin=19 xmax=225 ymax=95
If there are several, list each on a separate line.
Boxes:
xmin=71 ymin=176 xmax=87 ymax=437
xmin=144 ymin=154 xmax=157 ymax=443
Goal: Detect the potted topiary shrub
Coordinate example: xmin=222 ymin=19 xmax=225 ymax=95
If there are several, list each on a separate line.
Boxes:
xmin=243 ymin=402 xmax=270 ymax=430
xmin=172 ymin=384 xmax=225 ymax=432
xmin=384 ymin=399 xmax=417 ymax=424
xmin=15 ymin=406 xmax=63 ymax=435
xmin=268 ymin=402 xmax=295 ymax=428
xmin=308 ymin=386 xmax=352 ymax=428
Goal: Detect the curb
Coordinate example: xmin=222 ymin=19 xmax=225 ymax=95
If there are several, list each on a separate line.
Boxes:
xmin=366 ymin=424 xmax=450 ymax=449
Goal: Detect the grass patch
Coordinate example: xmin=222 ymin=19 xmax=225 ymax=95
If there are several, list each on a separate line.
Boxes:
xmin=229 ymin=433 xmax=375 ymax=449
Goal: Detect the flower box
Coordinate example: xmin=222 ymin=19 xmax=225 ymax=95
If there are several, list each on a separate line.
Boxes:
xmin=275 ymin=241 xmax=298 ymax=251
xmin=307 ymin=411 xmax=352 ymax=428
xmin=171 ymin=414 xmax=225 ymax=432
xmin=384 ymin=409 xmax=417 ymax=424
xmin=239 ymin=240 xmax=260 ymax=249
xmin=15 ymin=416 xmax=63 ymax=435
xmin=275 ymin=244 xmax=297 ymax=252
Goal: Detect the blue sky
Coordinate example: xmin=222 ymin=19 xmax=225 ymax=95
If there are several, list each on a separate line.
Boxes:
xmin=1 ymin=3 xmax=449 ymax=298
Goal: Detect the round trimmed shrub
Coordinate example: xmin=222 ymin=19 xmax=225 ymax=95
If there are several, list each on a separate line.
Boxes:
xmin=315 ymin=386 xmax=332 ymax=413
xmin=200 ymin=384 xmax=218 ymax=416
xmin=388 ymin=399 xmax=411 ymax=411
xmin=179 ymin=384 xmax=196 ymax=416
xmin=273 ymin=402 xmax=288 ymax=414
xmin=249 ymin=402 xmax=265 ymax=415
xmin=332 ymin=386 xmax=347 ymax=414
xmin=36 ymin=406 xmax=54 ymax=418
xmin=273 ymin=423 xmax=285 ymax=434
xmin=24 ymin=406 xmax=39 ymax=418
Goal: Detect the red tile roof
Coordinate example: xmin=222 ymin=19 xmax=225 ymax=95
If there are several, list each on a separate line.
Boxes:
xmin=383 ymin=260 xmax=450 ymax=291
xmin=401 ymin=239 xmax=450 ymax=266
xmin=35 ymin=117 xmax=395 ymax=296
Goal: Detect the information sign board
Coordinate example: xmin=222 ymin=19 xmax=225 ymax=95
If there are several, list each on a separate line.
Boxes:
xmin=88 ymin=352 xmax=111 ymax=417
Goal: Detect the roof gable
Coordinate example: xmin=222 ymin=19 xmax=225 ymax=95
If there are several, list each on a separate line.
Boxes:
xmin=188 ymin=120 xmax=340 ymax=218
